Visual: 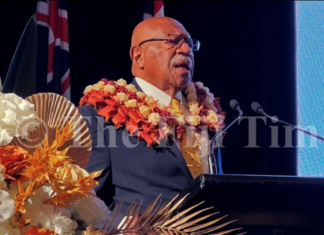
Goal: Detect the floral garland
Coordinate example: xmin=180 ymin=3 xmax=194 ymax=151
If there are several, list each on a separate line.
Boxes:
xmin=79 ymin=78 xmax=226 ymax=147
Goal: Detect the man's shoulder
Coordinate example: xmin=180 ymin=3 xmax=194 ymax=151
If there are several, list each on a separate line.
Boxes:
xmin=79 ymin=105 xmax=114 ymax=128
xmin=78 ymin=104 xmax=97 ymax=116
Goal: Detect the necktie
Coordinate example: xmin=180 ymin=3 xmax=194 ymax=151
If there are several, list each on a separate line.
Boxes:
xmin=171 ymin=98 xmax=204 ymax=179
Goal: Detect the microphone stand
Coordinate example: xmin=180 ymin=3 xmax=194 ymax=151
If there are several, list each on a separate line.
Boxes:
xmin=256 ymin=106 xmax=324 ymax=142
xmin=208 ymin=104 xmax=243 ymax=174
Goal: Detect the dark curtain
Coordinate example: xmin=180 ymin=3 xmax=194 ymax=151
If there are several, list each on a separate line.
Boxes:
xmin=0 ymin=1 xmax=296 ymax=175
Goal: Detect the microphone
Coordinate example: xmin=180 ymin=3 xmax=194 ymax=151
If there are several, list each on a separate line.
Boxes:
xmin=251 ymin=102 xmax=324 ymax=141
xmin=208 ymin=99 xmax=244 ymax=174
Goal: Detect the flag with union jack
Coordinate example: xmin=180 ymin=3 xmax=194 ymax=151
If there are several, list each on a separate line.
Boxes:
xmin=36 ymin=0 xmax=71 ymax=100
xmin=143 ymin=0 xmax=164 ymax=20
xmin=3 ymin=0 xmax=71 ymax=100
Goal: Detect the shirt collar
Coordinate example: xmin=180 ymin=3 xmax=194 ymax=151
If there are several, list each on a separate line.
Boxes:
xmin=135 ymin=77 xmax=182 ymax=106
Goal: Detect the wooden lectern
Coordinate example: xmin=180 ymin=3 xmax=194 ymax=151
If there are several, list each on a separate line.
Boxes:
xmin=176 ymin=174 xmax=324 ymax=235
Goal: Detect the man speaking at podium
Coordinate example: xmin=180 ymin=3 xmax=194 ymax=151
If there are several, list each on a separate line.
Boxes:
xmin=79 ymin=17 xmax=225 ymax=212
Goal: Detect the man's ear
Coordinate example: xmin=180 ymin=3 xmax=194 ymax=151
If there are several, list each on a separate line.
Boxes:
xmin=130 ymin=46 xmax=144 ymax=69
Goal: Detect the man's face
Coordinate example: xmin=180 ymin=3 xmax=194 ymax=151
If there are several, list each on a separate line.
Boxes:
xmin=142 ymin=23 xmax=194 ymax=91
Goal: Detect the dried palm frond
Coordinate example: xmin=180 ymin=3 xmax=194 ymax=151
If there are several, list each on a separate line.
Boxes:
xmin=11 ymin=93 xmax=92 ymax=169
xmin=96 ymin=194 xmax=244 ymax=235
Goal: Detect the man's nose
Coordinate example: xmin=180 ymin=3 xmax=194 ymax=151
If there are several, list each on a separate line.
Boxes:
xmin=176 ymin=40 xmax=192 ymax=55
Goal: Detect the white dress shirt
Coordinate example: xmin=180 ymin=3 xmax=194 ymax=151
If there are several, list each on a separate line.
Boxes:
xmin=135 ymin=77 xmax=210 ymax=173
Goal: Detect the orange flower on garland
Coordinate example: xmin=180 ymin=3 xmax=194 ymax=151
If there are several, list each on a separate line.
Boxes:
xmin=0 ymin=145 xmax=32 ymax=181
xmin=21 ymin=226 xmax=58 ymax=235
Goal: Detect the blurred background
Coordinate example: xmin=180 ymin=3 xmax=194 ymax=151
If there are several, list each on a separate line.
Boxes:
xmin=1 ymin=1 xmax=323 ymax=177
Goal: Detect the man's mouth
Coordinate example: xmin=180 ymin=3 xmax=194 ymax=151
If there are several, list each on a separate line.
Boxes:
xmin=174 ymin=62 xmax=190 ymax=71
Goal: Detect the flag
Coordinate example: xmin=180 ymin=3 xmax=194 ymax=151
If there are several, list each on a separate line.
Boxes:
xmin=143 ymin=1 xmax=164 ymax=20
xmin=3 ymin=0 xmax=71 ymax=100
xmin=36 ymin=0 xmax=71 ymax=100
xmin=2 ymin=14 xmax=37 ymax=97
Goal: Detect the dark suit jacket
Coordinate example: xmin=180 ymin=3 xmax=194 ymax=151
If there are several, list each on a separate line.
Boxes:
xmin=78 ymin=79 xmax=194 ymax=212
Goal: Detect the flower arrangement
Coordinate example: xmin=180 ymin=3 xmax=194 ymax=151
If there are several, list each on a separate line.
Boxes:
xmin=79 ymin=78 xmax=226 ymax=147
xmin=0 ymin=92 xmax=110 ymax=235
xmin=0 ymin=92 xmax=240 ymax=235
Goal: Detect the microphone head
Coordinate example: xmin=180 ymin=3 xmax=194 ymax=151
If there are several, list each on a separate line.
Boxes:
xmin=229 ymin=99 xmax=240 ymax=110
xmin=251 ymin=102 xmax=262 ymax=113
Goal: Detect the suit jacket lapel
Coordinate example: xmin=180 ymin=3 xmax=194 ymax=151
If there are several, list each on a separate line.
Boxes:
xmin=131 ymin=77 xmax=193 ymax=181
xmin=131 ymin=78 xmax=142 ymax=91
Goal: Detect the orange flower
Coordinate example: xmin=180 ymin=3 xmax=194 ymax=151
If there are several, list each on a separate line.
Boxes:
xmin=81 ymin=225 xmax=105 ymax=235
xmin=0 ymin=145 xmax=32 ymax=181
xmin=44 ymin=169 xmax=101 ymax=207
xmin=14 ymin=180 xmax=35 ymax=228
xmin=21 ymin=226 xmax=58 ymax=235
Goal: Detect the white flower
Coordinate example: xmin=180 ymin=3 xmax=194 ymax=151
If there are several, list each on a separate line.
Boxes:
xmin=0 ymin=92 xmax=39 ymax=146
xmin=25 ymin=208 xmax=77 ymax=235
xmin=0 ymin=173 xmax=7 ymax=190
xmin=116 ymin=93 xmax=129 ymax=103
xmin=0 ymin=190 xmax=15 ymax=223
xmin=186 ymin=115 xmax=201 ymax=126
xmin=184 ymin=83 xmax=197 ymax=102
xmin=163 ymin=125 xmax=175 ymax=136
xmin=156 ymin=103 xmax=165 ymax=110
xmin=211 ymin=107 xmax=218 ymax=113
xmin=206 ymin=91 xmax=214 ymax=99
xmin=195 ymin=81 xmax=204 ymax=89
xmin=0 ymin=171 xmax=17 ymax=198
xmin=145 ymin=96 xmax=155 ymax=105
xmin=177 ymin=115 xmax=186 ymax=125
xmin=72 ymin=192 xmax=110 ymax=230
xmin=136 ymin=91 xmax=146 ymax=100
xmin=206 ymin=110 xmax=218 ymax=124
xmin=184 ymin=82 xmax=195 ymax=94
xmin=205 ymin=96 xmax=215 ymax=109
xmin=126 ymin=84 xmax=137 ymax=92
xmin=103 ymin=84 xmax=116 ymax=94
xmin=92 ymin=81 xmax=105 ymax=90
xmin=139 ymin=106 xmax=151 ymax=117
xmin=148 ymin=113 xmax=160 ymax=126
xmin=49 ymin=211 xmax=78 ymax=235
xmin=25 ymin=190 xmax=78 ymax=235
xmin=24 ymin=186 xmax=55 ymax=226
xmin=186 ymin=93 xmax=197 ymax=102
xmin=0 ymin=221 xmax=21 ymax=235
xmin=193 ymin=132 xmax=208 ymax=150
xmin=168 ymin=107 xmax=181 ymax=117
xmin=188 ymin=101 xmax=200 ymax=115
xmin=116 ymin=78 xmax=127 ymax=87
xmin=84 ymin=85 xmax=94 ymax=93
xmin=125 ymin=99 xmax=138 ymax=108
xmin=202 ymin=86 xmax=209 ymax=93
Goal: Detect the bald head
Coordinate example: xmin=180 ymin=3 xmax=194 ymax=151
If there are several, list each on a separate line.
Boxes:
xmin=131 ymin=17 xmax=189 ymax=48
xmin=129 ymin=17 xmax=194 ymax=97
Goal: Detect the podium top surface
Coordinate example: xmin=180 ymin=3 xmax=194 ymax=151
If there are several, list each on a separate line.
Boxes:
xmin=180 ymin=174 xmax=324 ymax=195
xmin=199 ymin=173 xmax=324 ymax=183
